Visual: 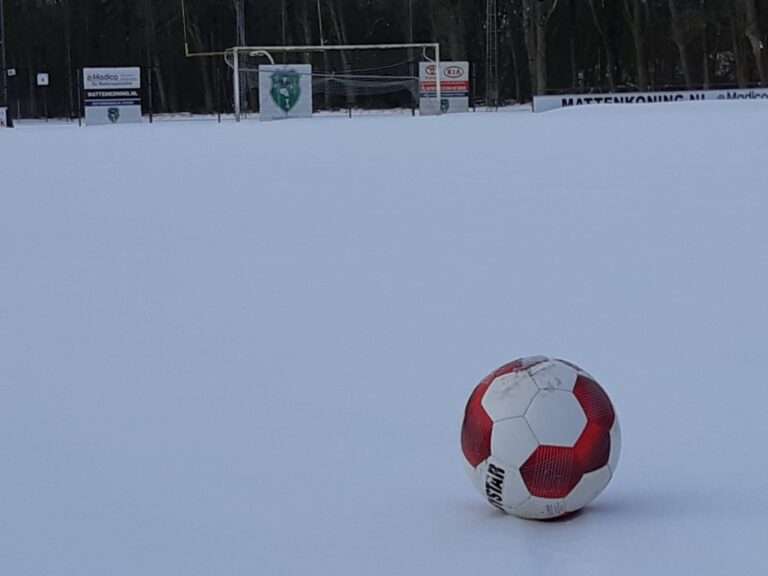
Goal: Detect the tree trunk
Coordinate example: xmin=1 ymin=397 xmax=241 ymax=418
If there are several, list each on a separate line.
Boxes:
xmin=521 ymin=1 xmax=537 ymax=95
xmin=668 ymin=0 xmax=693 ymax=88
xmin=700 ymin=0 xmax=710 ymax=88
xmin=732 ymin=16 xmax=749 ymax=88
xmin=535 ymin=5 xmax=547 ymax=95
xmin=201 ymin=58 xmax=214 ymax=112
xmin=624 ymin=0 xmax=649 ymax=90
xmin=569 ymin=0 xmax=578 ymax=90
xmin=327 ymin=0 xmax=354 ymax=106
xmin=153 ymin=52 xmax=169 ymax=112
xmin=587 ymin=0 xmax=617 ymax=91
xmin=743 ymin=0 xmax=767 ymax=84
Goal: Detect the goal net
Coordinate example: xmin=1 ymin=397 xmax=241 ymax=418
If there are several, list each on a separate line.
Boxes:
xmin=224 ymin=43 xmax=441 ymax=120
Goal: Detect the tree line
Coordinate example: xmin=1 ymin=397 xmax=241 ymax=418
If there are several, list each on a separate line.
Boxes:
xmin=1 ymin=0 xmax=766 ymax=118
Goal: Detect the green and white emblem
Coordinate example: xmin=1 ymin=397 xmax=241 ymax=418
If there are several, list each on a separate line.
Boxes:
xmin=270 ymin=70 xmax=302 ymax=113
xmin=107 ymin=107 xmax=121 ymax=123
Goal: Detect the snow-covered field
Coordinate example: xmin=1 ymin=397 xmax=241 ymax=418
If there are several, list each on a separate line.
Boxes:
xmin=2 ymin=102 xmax=767 ymax=576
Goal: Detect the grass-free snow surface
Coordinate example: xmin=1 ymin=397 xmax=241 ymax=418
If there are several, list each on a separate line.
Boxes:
xmin=2 ymin=102 xmax=767 ymax=575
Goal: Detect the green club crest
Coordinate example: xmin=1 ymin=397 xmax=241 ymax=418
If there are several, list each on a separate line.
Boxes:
xmin=107 ymin=107 xmax=120 ymax=123
xmin=270 ymin=70 xmax=301 ymax=113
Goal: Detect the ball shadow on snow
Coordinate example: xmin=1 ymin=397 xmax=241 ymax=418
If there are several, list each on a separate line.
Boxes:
xmin=582 ymin=489 xmax=700 ymax=521
xmin=461 ymin=487 xmax=697 ymax=524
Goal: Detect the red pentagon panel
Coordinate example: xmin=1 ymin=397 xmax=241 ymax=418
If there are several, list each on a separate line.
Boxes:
xmin=574 ymin=422 xmax=611 ymax=473
xmin=461 ymin=378 xmax=494 ymax=467
xmin=573 ymin=375 xmax=615 ymax=429
xmin=520 ymin=445 xmax=582 ymax=498
xmin=493 ymin=356 xmax=548 ymax=379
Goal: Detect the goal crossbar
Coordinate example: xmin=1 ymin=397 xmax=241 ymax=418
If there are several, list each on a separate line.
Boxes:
xmin=227 ymin=43 xmax=441 ymax=120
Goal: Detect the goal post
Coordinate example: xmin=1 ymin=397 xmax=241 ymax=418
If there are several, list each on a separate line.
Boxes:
xmin=225 ymin=43 xmax=441 ymax=121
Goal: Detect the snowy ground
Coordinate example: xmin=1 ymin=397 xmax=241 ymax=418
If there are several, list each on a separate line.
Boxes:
xmin=2 ymin=102 xmax=768 ymax=576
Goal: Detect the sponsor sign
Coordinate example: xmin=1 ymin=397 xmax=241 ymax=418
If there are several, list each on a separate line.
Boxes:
xmin=419 ymin=61 xmax=470 ymax=115
xmin=534 ymin=88 xmax=768 ymax=112
xmin=37 ymin=73 xmax=50 ymax=87
xmin=83 ymin=67 xmax=142 ymax=126
xmin=258 ymin=65 xmax=313 ymax=121
xmin=0 ymin=107 xmax=7 ymax=128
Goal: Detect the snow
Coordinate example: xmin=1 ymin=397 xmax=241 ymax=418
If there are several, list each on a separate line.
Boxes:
xmin=2 ymin=101 xmax=768 ymax=575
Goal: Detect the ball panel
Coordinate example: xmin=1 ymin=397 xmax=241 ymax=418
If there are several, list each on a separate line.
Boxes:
xmin=520 ymin=445 xmax=582 ymax=499
xmin=500 ymin=468 xmax=534 ymax=510
xmin=530 ymin=360 xmax=579 ymax=391
xmin=607 ymin=419 xmax=622 ymax=475
xmin=477 ymin=457 xmax=532 ymax=512
xmin=461 ymin=378 xmax=494 ymax=467
xmin=493 ymin=356 xmax=549 ymax=378
xmin=525 ymin=390 xmax=587 ymax=447
xmin=555 ymin=358 xmax=595 ymax=379
xmin=574 ymin=421 xmax=611 ymax=473
xmin=482 ymin=372 xmax=539 ymax=421
xmin=573 ymin=375 xmax=615 ymax=429
xmin=564 ymin=466 xmax=612 ymax=513
xmin=513 ymin=496 xmax=568 ymax=520
xmin=490 ymin=417 xmax=539 ymax=468
xmin=463 ymin=457 xmax=489 ymax=497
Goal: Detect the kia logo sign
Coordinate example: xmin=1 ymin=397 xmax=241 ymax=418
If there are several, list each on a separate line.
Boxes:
xmin=445 ymin=66 xmax=463 ymax=78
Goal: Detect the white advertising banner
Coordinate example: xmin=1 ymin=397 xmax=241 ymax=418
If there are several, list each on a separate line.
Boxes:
xmin=419 ymin=61 xmax=470 ymax=115
xmin=83 ymin=67 xmax=142 ymax=126
xmin=259 ymin=65 xmax=313 ymax=121
xmin=534 ymin=88 xmax=768 ymax=112
xmin=0 ymin=107 xmax=7 ymax=128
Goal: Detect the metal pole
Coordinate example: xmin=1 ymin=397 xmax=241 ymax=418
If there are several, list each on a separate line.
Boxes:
xmin=1 ymin=0 xmax=8 ymax=107
xmin=485 ymin=0 xmax=499 ymax=108
xmin=234 ymin=0 xmax=246 ymax=116
xmin=435 ymin=44 xmax=441 ymax=114
xmin=76 ymin=68 xmax=82 ymax=126
xmin=147 ymin=67 xmax=154 ymax=123
xmin=66 ymin=0 xmax=74 ymax=120
xmin=233 ymin=48 xmax=240 ymax=121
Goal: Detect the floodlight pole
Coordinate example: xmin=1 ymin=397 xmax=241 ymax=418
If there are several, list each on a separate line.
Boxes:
xmin=1 ymin=0 xmax=8 ymax=107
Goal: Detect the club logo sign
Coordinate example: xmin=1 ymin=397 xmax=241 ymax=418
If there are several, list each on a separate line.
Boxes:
xmin=270 ymin=70 xmax=301 ymax=113
xmin=108 ymin=107 xmax=121 ymax=123
xmin=258 ymin=64 xmax=312 ymax=121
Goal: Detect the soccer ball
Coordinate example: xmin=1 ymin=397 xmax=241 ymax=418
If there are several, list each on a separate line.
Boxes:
xmin=461 ymin=356 xmax=620 ymax=519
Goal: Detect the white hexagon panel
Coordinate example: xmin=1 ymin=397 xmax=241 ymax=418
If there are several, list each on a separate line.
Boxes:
xmin=481 ymin=457 xmax=532 ymax=511
xmin=490 ymin=417 xmax=539 ymax=467
xmin=530 ymin=359 xmax=579 ymax=391
xmin=481 ymin=372 xmax=539 ymax=421
xmin=524 ymin=389 xmax=587 ymax=446
xmin=513 ymin=495 xmax=568 ymax=520
xmin=563 ymin=466 xmax=612 ymax=514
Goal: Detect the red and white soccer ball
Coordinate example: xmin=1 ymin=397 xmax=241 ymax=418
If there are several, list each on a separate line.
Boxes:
xmin=461 ymin=356 xmax=620 ymax=519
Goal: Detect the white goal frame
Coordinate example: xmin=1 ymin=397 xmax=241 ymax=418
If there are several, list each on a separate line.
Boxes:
xmin=226 ymin=43 xmax=441 ymax=121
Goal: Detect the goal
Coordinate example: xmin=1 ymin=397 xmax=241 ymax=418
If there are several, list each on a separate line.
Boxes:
xmin=224 ymin=43 xmax=441 ymax=120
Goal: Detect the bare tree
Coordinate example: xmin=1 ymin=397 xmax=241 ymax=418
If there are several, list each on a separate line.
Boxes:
xmin=520 ymin=0 xmax=560 ymax=95
xmin=588 ymin=0 xmax=618 ymax=91
xmin=668 ymin=0 xmax=693 ymax=87
xmin=623 ymin=0 xmax=650 ymax=90
xmin=742 ymin=0 xmax=767 ymax=84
